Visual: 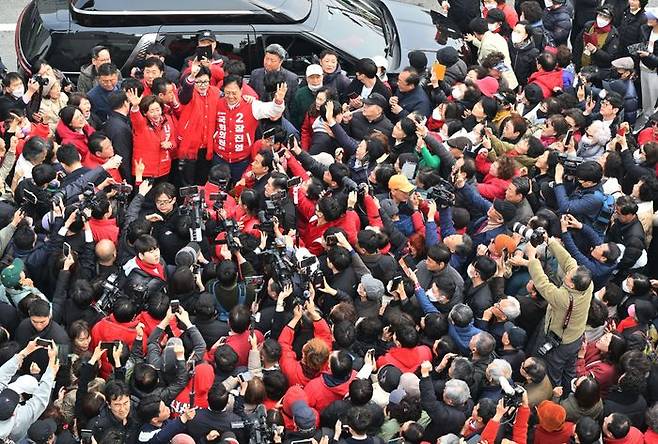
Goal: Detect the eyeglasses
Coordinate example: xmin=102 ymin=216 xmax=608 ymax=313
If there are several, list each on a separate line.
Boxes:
xmin=155 ymin=198 xmax=174 ymax=205
xmin=195 ymin=80 xmax=210 ymax=85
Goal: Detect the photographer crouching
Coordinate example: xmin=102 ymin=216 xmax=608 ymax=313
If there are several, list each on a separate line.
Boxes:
xmin=509 ymin=234 xmax=593 ymax=389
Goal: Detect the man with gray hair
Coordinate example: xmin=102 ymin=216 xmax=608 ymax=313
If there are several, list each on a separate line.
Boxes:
xmin=448 ymin=303 xmax=483 ymax=355
xmin=248 ymin=43 xmax=299 ymax=107
xmin=476 ymin=296 xmax=521 ymax=344
xmin=479 ymin=359 xmax=513 ymax=402
xmin=419 ymin=360 xmax=471 ymax=443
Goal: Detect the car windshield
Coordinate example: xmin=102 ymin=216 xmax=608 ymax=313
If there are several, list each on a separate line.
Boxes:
xmin=315 ymin=0 xmax=389 ymax=59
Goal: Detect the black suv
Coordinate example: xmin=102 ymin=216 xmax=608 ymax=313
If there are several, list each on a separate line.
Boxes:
xmin=16 ymin=0 xmax=443 ymax=78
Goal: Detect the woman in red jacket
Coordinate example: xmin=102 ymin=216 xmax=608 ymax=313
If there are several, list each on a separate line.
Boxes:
xmin=475 ymin=155 xmax=515 ymax=201
xmin=300 ymin=87 xmax=333 ymax=150
xmin=55 ymin=105 xmax=95 ymax=161
xmin=126 ymin=89 xmax=176 ymax=180
xmin=576 ymin=332 xmax=626 ymax=399
xmin=236 ymin=188 xmax=261 ymax=238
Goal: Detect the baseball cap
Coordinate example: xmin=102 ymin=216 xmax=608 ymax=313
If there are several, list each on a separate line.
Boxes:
xmin=361 ymin=274 xmax=385 ymax=301
xmin=503 ymin=322 xmax=527 ymax=348
xmin=388 ymin=388 xmax=407 ymax=404
xmin=1 ymin=258 xmax=24 ymax=289
xmin=475 ymin=76 xmax=499 ymax=98
xmin=363 ymin=92 xmax=388 ymax=109
xmin=377 ymin=364 xmax=402 ymax=392
xmin=197 ymin=30 xmax=216 ymax=43
xmin=388 ymin=174 xmax=415 ymax=193
xmin=493 ymin=199 xmax=516 ymax=223
xmin=305 ymin=64 xmax=323 ymax=77
xmin=27 ymin=418 xmax=57 ymax=444
xmin=0 ymin=388 xmax=19 ymax=420
xmin=291 ymin=400 xmax=317 ymax=431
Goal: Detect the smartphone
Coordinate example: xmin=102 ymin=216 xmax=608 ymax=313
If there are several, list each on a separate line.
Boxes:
xmin=298 ymin=256 xmax=316 ymax=269
xmin=401 ymin=161 xmax=418 ymax=181
xmin=287 ymin=133 xmax=296 ymax=147
xmin=326 ymin=234 xmax=338 ymax=246
xmin=80 ymin=429 xmax=93 ymax=443
xmin=564 ymin=129 xmax=573 ymax=145
xmin=195 ymin=45 xmax=212 ymax=60
xmin=63 ymin=241 xmax=71 ymax=258
xmin=238 ymin=371 xmax=253 ymax=383
xmin=348 ymin=92 xmax=360 ymax=100
xmin=100 ymin=341 xmax=118 ymax=352
xmin=170 ymin=299 xmax=181 ymax=313
xmin=391 ymin=275 xmax=403 ymax=288
xmin=36 ymin=338 xmax=52 ymax=348
xmin=262 ymin=127 xmax=277 ymax=139
xmin=287 ymin=176 xmax=302 ymax=188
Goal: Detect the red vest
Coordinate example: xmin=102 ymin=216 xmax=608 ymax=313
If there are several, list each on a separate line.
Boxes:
xmin=177 ymin=81 xmax=220 ymax=160
xmin=130 ymin=110 xmax=176 ymax=178
xmin=215 ymin=98 xmax=260 ymax=163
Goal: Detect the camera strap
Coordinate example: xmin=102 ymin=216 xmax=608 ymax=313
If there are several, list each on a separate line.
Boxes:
xmin=562 ymin=292 xmax=574 ymax=331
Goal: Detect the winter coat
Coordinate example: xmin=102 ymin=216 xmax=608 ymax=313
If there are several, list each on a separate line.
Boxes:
xmin=528 ymin=238 xmax=593 ymax=344
xmin=90 ymin=314 xmax=140 ymax=378
xmin=449 ymin=322 xmax=484 ymax=355
xmin=176 ymin=78 xmax=221 ymax=160
xmin=463 ymin=281 xmax=494 ymax=320
xmin=560 ymin=395 xmax=604 ymax=422
xmin=88 ymin=84 xmax=119 ymax=122
xmin=104 ymin=111 xmax=133 ymax=181
xmin=323 ymin=64 xmax=351 ymax=101
xmin=304 ymin=371 xmax=357 ymax=412
xmin=394 ymin=86 xmax=432 ymax=118
xmin=279 ymin=320 xmax=333 ymax=386
xmin=89 ymin=405 xmax=141 ymax=443
xmin=603 ymin=426 xmax=644 ymax=444
xmin=528 ymin=68 xmax=564 ymax=98
xmin=130 ymin=109 xmax=175 ymax=178
xmin=56 ymin=120 xmax=96 ymax=161
xmin=290 ymin=85 xmax=315 ymax=130
xmin=603 ymin=389 xmax=647 ymax=429
xmin=617 ymin=7 xmax=647 ymax=57
xmin=573 ymin=22 xmax=621 ymax=69
xmin=554 ymin=182 xmax=605 ymax=229
xmin=248 ymin=67 xmax=299 ymax=106
xmin=185 ymin=408 xmax=246 ymax=444
xmin=376 ymin=345 xmax=432 ymax=373
xmin=419 ymin=375 xmax=470 ymax=442
xmin=576 ymin=343 xmax=617 ymax=398
xmin=346 ymin=111 xmax=394 ymax=142
xmin=606 ymin=217 xmax=646 ymax=270
xmin=543 ymin=4 xmax=573 ymax=46
xmin=510 ymin=39 xmax=540 ymax=86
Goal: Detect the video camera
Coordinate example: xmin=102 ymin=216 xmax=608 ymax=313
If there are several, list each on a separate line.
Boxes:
xmin=231 ymin=404 xmax=275 ymax=444
xmin=499 ymin=377 xmax=525 ymax=409
xmin=93 ymin=273 xmax=123 ymax=316
xmin=179 ymin=186 xmax=207 ymax=242
xmin=511 ymin=223 xmax=546 ymax=247
xmin=556 ymin=153 xmax=584 ymax=176
xmin=216 ymin=218 xmax=242 ymax=252
xmin=424 ymin=178 xmax=456 ymax=208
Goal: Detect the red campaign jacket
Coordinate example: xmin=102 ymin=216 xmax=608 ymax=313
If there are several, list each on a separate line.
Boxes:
xmin=88 ymin=218 xmax=120 ymax=244
xmin=82 ymin=152 xmax=122 ymax=183
xmin=135 ymin=311 xmax=182 ymax=341
xmin=376 ymin=345 xmax=432 ymax=373
xmin=225 ymin=330 xmax=264 ymax=367
xmin=528 ymin=68 xmax=564 ymax=98
xmin=302 ymin=209 xmax=361 ymax=256
xmin=170 ymin=362 xmax=215 ymax=415
xmin=304 ymin=371 xmax=357 ymax=412
xmin=90 ymin=314 xmax=140 ymax=378
xmin=177 ymin=78 xmax=220 ymax=160
xmin=202 ymin=181 xmax=238 ymax=220
xmin=56 ymin=120 xmax=96 ymax=161
xmin=300 ymin=113 xmax=314 ymax=150
xmin=279 ymin=319 xmax=333 ymax=387
xmin=16 ymin=123 xmax=51 ymax=157
xmin=281 ymin=386 xmax=320 ymax=431
xmin=215 ymin=99 xmax=261 ymax=163
xmin=130 ymin=109 xmax=175 ymax=178
xmin=181 ymin=59 xmax=225 ymax=88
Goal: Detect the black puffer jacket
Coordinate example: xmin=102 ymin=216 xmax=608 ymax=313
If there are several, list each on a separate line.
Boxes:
xmin=617 ymin=7 xmax=648 ymax=57
xmin=543 ymin=4 xmax=573 ymax=46
xmin=510 ymin=39 xmax=540 ymax=86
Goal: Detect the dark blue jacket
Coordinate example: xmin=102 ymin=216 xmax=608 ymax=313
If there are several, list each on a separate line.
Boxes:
xmin=395 ymin=86 xmax=432 ymax=118
xmin=542 ymin=4 xmax=573 ymax=46
xmin=561 ymin=226 xmax=616 ymax=290
xmin=88 ymin=85 xmax=119 ymax=122
xmin=554 ymin=182 xmax=604 ymax=228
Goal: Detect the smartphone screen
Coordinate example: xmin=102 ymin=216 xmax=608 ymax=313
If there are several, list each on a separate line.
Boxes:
xmin=195 ymin=45 xmax=212 ymax=60
xmin=63 ymin=242 xmax=71 ymax=258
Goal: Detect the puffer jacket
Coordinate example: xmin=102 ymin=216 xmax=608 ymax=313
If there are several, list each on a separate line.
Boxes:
xmin=376 ymin=345 xmax=432 ymax=373
xmin=130 ymin=109 xmax=176 ymax=178
xmin=617 ymin=7 xmax=647 ymax=57
xmin=510 ymin=39 xmax=540 ymax=86
xmin=542 ymin=4 xmax=573 ymax=46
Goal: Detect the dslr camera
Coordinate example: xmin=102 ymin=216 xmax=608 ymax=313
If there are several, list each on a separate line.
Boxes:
xmin=32 ymin=74 xmax=50 ymax=87
xmin=511 ymin=223 xmax=546 ymax=247
xmin=537 ymin=331 xmax=562 ymax=356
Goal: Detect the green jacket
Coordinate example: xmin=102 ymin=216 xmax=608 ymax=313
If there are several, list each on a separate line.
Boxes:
xmin=487 ymin=134 xmax=537 ymax=169
xmin=289 ymin=86 xmax=315 ymax=130
xmin=528 ymin=238 xmax=593 ymax=344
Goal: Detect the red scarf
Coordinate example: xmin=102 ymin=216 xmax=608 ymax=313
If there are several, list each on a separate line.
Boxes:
xmin=592 ymin=21 xmax=612 ymax=34
xmin=135 ymin=257 xmax=166 ymax=280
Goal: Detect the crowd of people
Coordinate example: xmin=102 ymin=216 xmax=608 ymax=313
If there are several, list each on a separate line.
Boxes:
xmin=2 ymin=0 xmax=658 ymax=442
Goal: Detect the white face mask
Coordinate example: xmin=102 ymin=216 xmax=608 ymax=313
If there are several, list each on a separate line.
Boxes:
xmin=633 ymin=149 xmax=645 ymax=163
xmin=484 ymin=2 xmax=496 ymax=9
xmin=596 ymin=17 xmax=610 ymax=28
xmin=622 ymin=280 xmax=632 ymax=293
xmin=452 ymin=87 xmax=464 ymax=101
xmin=488 ymin=23 xmax=499 ymax=32
xmin=11 ymin=86 xmax=24 ymax=99
xmin=511 ymin=32 xmax=525 ymax=44
xmin=308 ymin=83 xmax=323 ymax=93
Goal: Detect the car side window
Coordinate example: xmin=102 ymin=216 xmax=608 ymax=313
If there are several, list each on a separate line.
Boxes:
xmin=160 ymin=32 xmax=257 ymax=73
xmin=253 ymin=34 xmax=355 ymax=76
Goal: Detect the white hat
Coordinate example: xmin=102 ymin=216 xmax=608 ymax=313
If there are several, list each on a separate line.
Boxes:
xmin=8 ymin=375 xmax=39 ymax=395
xmin=372 ymin=56 xmax=389 ymax=71
xmin=305 ymin=64 xmax=323 ymax=77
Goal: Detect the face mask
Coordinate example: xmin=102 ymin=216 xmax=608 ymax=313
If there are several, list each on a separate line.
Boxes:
xmin=452 ymin=87 xmax=464 ymax=101
xmin=308 ymin=83 xmax=323 ymax=93
xmin=511 ymin=32 xmax=525 ymax=44
xmin=634 ymin=149 xmax=645 ymax=163
xmin=596 ymin=17 xmax=610 ymax=28
xmin=484 ymin=2 xmax=496 ymax=9
xmin=622 ymin=280 xmax=632 ymax=293
xmin=11 ymin=86 xmax=24 ymax=99
xmin=488 ymin=23 xmax=499 ymax=32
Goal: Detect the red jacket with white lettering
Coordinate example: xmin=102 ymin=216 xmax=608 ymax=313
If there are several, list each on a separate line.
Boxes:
xmin=130 ymin=109 xmax=175 ymax=178
xmin=214 ymin=97 xmax=285 ymax=163
xmin=177 ymin=77 xmax=220 ymax=160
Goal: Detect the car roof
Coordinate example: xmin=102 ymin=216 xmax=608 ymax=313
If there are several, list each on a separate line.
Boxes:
xmin=70 ymin=0 xmax=309 ymax=22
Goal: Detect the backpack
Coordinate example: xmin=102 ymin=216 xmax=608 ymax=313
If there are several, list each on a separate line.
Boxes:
xmin=211 ymin=280 xmax=247 ymax=322
xmin=593 ymin=190 xmax=615 ymax=233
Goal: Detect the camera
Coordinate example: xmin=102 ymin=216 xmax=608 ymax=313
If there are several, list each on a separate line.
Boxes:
xmin=216 ymin=218 xmax=242 ymax=252
xmin=537 ymin=331 xmax=562 ymax=356
xmin=499 ymin=377 xmax=525 ymax=409
xmin=93 ymin=273 xmax=123 ymax=316
xmin=425 ymin=178 xmax=456 ymax=208
xmin=32 ymin=74 xmax=50 ymax=87
xmin=511 ymin=223 xmax=546 ymax=247
xmin=556 ymin=153 xmax=584 ymax=176
xmin=179 ymin=186 xmax=207 ymax=242
xmin=231 ymin=404 xmax=275 ymax=444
